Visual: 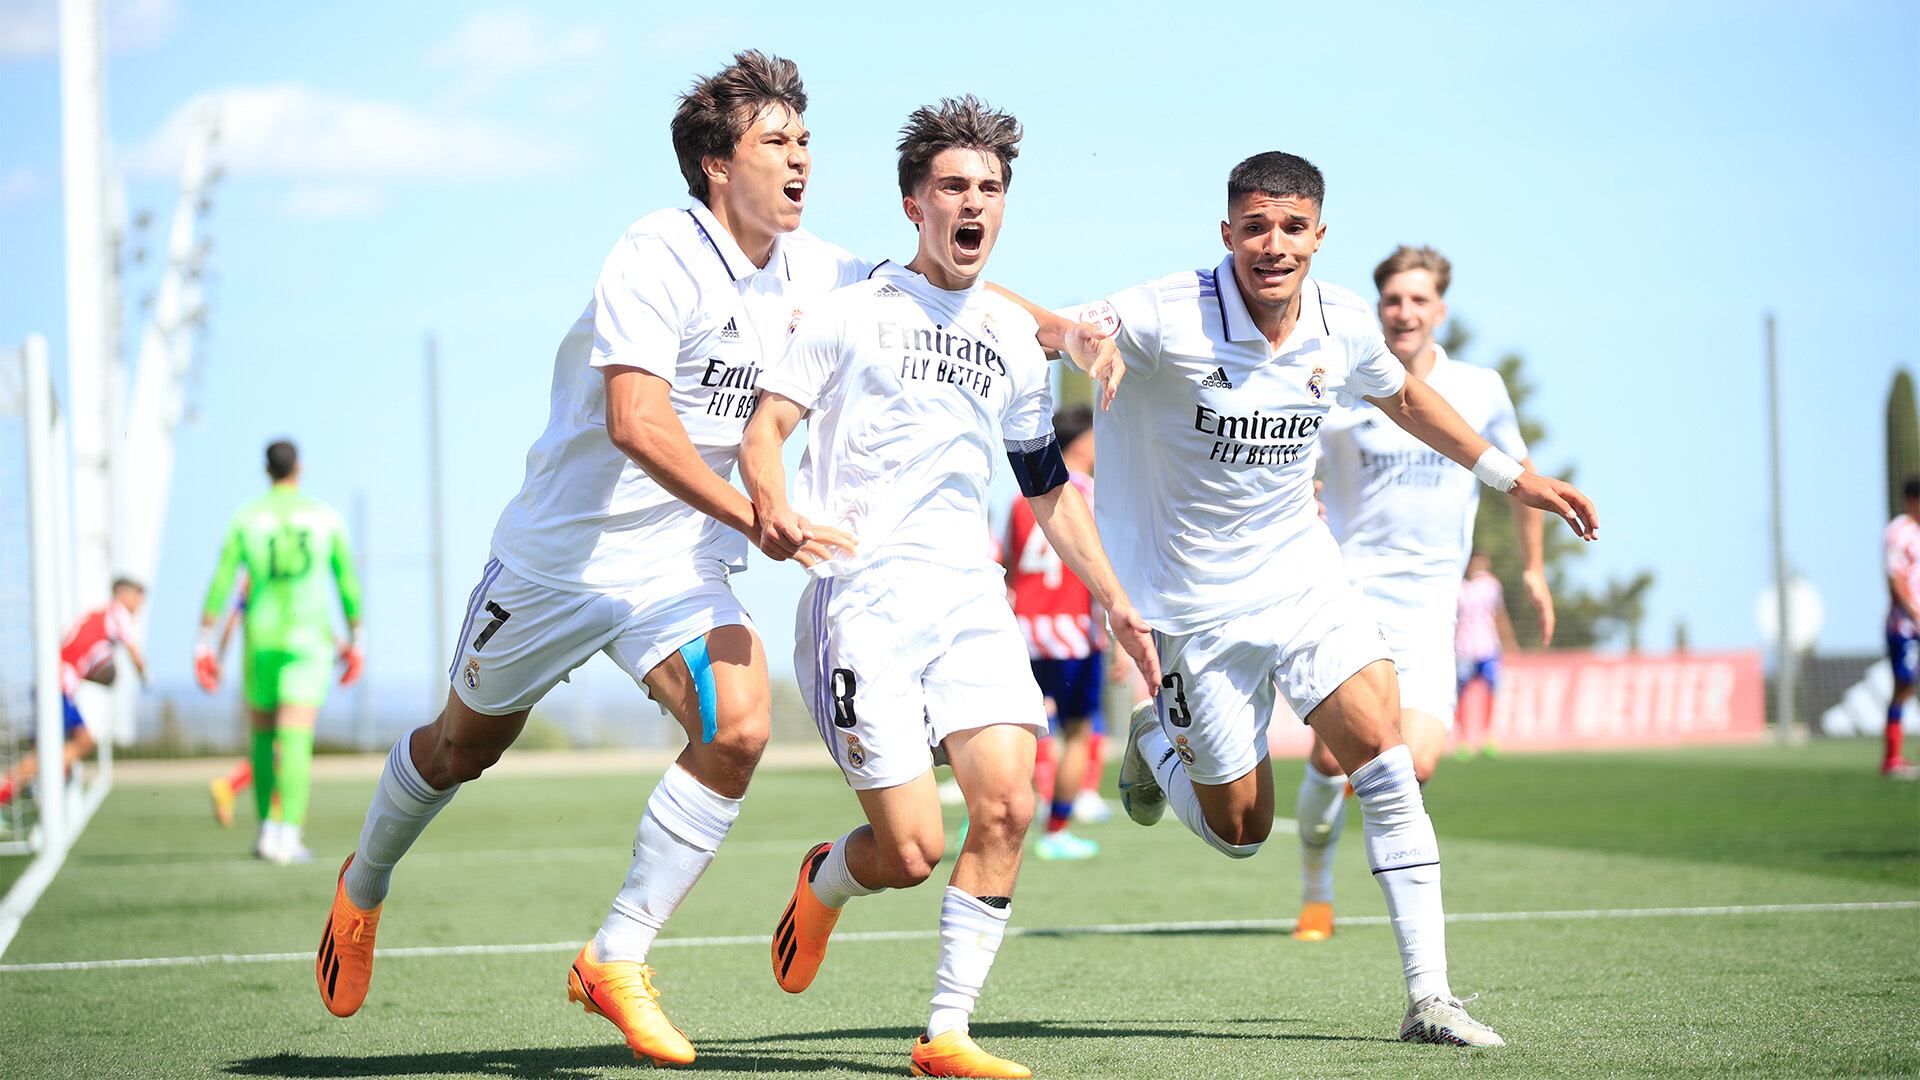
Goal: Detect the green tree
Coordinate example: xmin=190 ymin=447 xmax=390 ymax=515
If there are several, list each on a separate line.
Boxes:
xmin=1887 ymin=369 xmax=1918 ymax=519
xmin=1444 ymin=321 xmax=1655 ymax=650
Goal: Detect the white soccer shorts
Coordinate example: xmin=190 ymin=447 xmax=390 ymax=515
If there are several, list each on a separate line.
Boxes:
xmin=1152 ymin=578 xmax=1392 ymax=785
xmin=447 ymin=554 xmax=751 ymax=716
xmin=1363 ymin=577 xmax=1460 ymax=729
xmin=795 ymin=558 xmax=1048 ymax=791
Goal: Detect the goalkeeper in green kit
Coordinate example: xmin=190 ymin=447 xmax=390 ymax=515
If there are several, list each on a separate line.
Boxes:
xmin=197 ymin=440 xmax=364 ymax=864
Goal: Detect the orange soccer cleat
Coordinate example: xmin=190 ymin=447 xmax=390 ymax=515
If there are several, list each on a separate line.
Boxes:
xmin=910 ymin=1030 xmax=1033 ymax=1078
xmin=316 ymin=855 xmax=381 ymax=1017
xmin=208 ymin=777 xmax=236 ymax=828
xmin=772 ymin=842 xmax=842 ymax=993
xmin=567 ymin=942 xmax=696 ymax=1066
xmin=1292 ymin=900 xmax=1334 ymax=942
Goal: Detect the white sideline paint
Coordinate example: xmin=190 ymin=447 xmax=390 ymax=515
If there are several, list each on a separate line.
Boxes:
xmin=1 ymin=899 xmax=1913 ymax=974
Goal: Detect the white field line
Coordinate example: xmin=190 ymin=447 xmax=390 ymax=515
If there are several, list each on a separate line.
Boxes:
xmin=2 ymin=899 xmax=1914 ymax=975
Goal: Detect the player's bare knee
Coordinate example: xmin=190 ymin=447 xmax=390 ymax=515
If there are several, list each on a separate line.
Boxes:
xmin=706 ymin=714 xmax=769 ymax=771
xmin=1410 ymin=750 xmax=1441 ymax=785
xmin=965 ymin=789 xmax=1034 ymax=844
xmin=877 ymin=835 xmax=942 ymax=886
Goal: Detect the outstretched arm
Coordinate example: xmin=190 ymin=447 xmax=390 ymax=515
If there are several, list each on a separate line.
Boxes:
xmin=986 ymin=284 xmax=1125 ymax=409
xmin=1025 ymin=481 xmax=1160 ymax=689
xmin=738 ymin=392 xmax=855 ymax=569
xmin=1367 ymin=375 xmax=1598 ymax=541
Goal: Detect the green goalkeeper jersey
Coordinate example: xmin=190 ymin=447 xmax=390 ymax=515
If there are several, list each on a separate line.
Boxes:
xmin=201 ymin=485 xmax=362 ymax=656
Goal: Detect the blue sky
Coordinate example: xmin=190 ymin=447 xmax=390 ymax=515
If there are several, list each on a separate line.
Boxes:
xmin=2 ymin=0 xmax=1917 ymax=718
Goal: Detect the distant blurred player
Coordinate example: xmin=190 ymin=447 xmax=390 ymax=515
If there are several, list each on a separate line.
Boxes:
xmin=1003 ymin=404 xmax=1103 ymax=860
xmin=196 ymin=440 xmax=364 ymax=865
xmin=1298 ymin=245 xmax=1549 ymax=943
xmin=1881 ymin=478 xmax=1920 ymax=779
xmin=1454 ymin=552 xmax=1518 ymax=754
xmin=0 ymin=579 xmax=148 ymax=812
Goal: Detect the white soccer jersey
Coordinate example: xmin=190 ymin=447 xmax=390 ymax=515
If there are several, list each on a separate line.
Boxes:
xmin=490 ymin=202 xmax=871 ymax=592
xmin=1075 ymin=258 xmax=1406 ymax=636
xmin=761 ymin=262 xmax=1055 ymax=578
xmin=1319 ymin=345 xmax=1528 ymax=587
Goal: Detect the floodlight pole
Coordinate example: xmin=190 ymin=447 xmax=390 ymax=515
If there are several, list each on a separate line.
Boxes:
xmin=1765 ymin=312 xmax=1797 ymax=743
xmin=58 ymin=0 xmax=112 ymax=615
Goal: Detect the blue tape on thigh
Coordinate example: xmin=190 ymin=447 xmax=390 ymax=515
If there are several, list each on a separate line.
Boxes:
xmin=679 ymin=637 xmax=718 ymax=744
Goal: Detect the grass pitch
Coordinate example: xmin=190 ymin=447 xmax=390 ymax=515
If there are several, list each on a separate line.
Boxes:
xmin=2 ymin=740 xmax=1916 ymax=1078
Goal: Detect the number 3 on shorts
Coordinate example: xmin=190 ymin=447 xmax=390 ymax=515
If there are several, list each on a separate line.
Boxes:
xmin=1161 ymin=671 xmax=1192 ymax=727
xmin=831 ymin=667 xmax=858 ymax=729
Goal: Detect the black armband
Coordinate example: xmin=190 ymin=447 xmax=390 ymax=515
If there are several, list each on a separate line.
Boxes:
xmin=1006 ymin=434 xmax=1070 ymax=498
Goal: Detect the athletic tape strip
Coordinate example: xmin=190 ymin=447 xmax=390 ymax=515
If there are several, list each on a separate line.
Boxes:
xmin=679 ymin=637 xmax=718 ymax=744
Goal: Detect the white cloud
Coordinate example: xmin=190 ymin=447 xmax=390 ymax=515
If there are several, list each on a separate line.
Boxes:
xmin=427 ymin=9 xmax=604 ymax=102
xmin=0 ymin=0 xmax=179 ymax=59
xmin=123 ymin=83 xmax=577 ymax=179
xmin=283 ymin=184 xmax=387 ymax=220
xmin=0 ymin=166 xmax=43 ymax=211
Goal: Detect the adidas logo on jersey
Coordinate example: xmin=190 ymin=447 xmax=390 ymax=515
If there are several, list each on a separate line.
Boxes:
xmin=874 ymin=282 xmax=907 ymax=299
xmin=1200 ymin=367 xmax=1234 ymax=389
xmin=720 ymin=318 xmax=741 ymax=341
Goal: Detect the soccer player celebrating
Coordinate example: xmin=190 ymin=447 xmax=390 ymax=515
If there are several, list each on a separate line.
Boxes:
xmin=197 ymin=440 xmax=363 ymax=865
xmin=312 ymin=54 xmax=1116 ymax=1067
xmin=1881 ymin=478 xmax=1920 ymax=778
xmin=0 ymin=578 xmax=148 ymax=813
xmin=1294 ymin=246 xmax=1550 ymax=944
xmin=1081 ymin=152 xmax=1596 ymax=1048
xmin=741 ymin=97 xmax=1158 ymax=1079
xmin=1002 ymin=404 xmax=1105 ymax=860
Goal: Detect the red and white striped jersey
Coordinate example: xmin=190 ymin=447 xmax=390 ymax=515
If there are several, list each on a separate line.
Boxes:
xmin=1005 ymin=472 xmax=1098 ymax=659
xmin=59 ymin=601 xmax=131 ymax=695
xmin=1886 ymin=514 xmax=1920 ymax=634
xmin=1455 ymin=572 xmax=1505 ymax=663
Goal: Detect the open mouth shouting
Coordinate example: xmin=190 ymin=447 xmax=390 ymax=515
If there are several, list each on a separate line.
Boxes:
xmin=783 ymin=177 xmax=805 ymax=207
xmin=954 ymin=221 xmax=986 ymax=259
xmin=1253 ymin=262 xmax=1296 ymax=288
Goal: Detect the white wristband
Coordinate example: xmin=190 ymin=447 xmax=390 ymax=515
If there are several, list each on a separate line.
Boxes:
xmin=1471 ymin=447 xmax=1525 ymax=493
xmin=195 ymin=627 xmax=215 ymax=653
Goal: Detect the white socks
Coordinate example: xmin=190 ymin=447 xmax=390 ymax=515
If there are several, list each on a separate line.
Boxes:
xmin=808 ymin=831 xmax=883 ymax=910
xmin=1296 ymin=762 xmax=1348 ymax=904
xmin=593 ymin=763 xmax=742 ymax=963
xmin=343 ymin=733 xmax=458 ymax=910
xmin=1351 ymin=744 xmax=1450 ymax=1002
xmin=1141 ymin=726 xmax=1261 ymax=858
xmin=928 ymin=887 xmax=1011 ymax=1038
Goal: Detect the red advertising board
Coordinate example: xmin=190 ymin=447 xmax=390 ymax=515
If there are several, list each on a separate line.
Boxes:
xmin=1266 ymin=651 xmax=1767 ymax=756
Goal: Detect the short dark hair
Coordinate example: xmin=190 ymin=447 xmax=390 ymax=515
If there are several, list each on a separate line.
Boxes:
xmin=896 ymin=95 xmax=1021 ymax=197
xmin=1905 ymin=477 xmax=1920 ymax=501
xmin=671 ymin=50 xmax=808 ymax=203
xmin=266 ymin=439 xmax=299 ymax=481
xmin=1053 ymin=405 xmax=1093 ymax=450
xmin=110 ymin=576 xmax=144 ymax=595
xmin=1227 ymin=152 xmax=1325 ymax=212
